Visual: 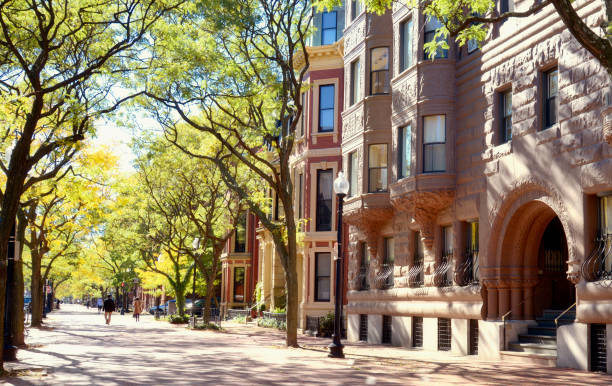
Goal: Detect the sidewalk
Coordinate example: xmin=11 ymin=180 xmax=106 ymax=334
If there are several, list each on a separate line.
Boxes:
xmin=2 ymin=305 xmax=611 ymax=385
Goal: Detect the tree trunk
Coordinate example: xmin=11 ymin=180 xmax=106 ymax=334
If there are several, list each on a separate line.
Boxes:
xmin=284 ymin=250 xmax=298 ymax=347
xmin=10 ymin=210 xmax=27 ymax=346
xmin=203 ymin=270 xmax=215 ymax=324
xmin=30 ymin=250 xmax=43 ymax=327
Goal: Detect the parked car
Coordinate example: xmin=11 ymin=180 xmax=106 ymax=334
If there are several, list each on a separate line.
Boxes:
xmin=148 ymin=304 xmax=166 ymax=315
xmin=186 ymin=299 xmax=219 ymax=317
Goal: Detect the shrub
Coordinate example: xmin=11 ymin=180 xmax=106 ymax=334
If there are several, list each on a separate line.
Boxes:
xmin=318 ymin=312 xmax=334 ymax=338
xmin=272 ymin=306 xmax=286 ymax=314
xmin=257 ymin=317 xmax=286 ymax=331
xmin=192 ymin=322 xmax=223 ymax=331
xmin=168 ymin=314 xmax=190 ymax=324
xmin=230 ymin=316 xmax=247 ymax=324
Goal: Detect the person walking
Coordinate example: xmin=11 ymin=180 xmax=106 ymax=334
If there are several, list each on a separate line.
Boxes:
xmin=97 ymin=298 xmax=103 ymax=314
xmin=133 ymin=297 xmax=143 ymax=322
xmin=103 ymin=295 xmax=116 ymax=325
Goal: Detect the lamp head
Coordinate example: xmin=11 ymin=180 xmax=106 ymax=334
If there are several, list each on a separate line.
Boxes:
xmin=333 ymin=171 xmax=350 ymax=196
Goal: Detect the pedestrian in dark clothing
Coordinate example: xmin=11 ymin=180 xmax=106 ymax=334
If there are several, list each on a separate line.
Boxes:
xmin=103 ymin=295 xmax=116 ymax=325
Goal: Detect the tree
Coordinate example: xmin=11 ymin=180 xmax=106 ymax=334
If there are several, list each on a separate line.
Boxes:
xmin=145 ymin=0 xmax=311 ymax=347
xmin=0 ymin=0 xmax=180 ymax=371
xmin=318 ymin=0 xmax=612 ymax=77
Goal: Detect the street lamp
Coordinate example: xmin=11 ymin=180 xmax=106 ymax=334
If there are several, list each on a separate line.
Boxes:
xmin=329 ymin=171 xmax=349 ymax=358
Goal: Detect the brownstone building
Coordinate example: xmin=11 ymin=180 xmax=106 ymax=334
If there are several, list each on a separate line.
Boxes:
xmin=341 ymin=0 xmax=612 ymax=373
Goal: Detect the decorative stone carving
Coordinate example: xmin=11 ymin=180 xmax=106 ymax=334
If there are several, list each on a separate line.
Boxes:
xmin=602 ymin=105 xmax=612 ymax=146
xmin=392 ymin=190 xmax=455 ymax=250
xmin=342 ymin=108 xmax=364 ymax=141
xmin=344 ymin=18 xmax=365 ymax=55
xmin=392 ymin=77 xmax=417 ymax=113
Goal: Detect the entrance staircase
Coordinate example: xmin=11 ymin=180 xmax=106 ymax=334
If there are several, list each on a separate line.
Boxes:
xmin=500 ymin=309 xmax=575 ymax=366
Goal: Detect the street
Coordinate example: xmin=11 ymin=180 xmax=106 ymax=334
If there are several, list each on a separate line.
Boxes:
xmin=2 ymin=304 xmax=611 ymax=385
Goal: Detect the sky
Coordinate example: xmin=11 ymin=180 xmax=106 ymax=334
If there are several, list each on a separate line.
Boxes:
xmin=93 ymin=121 xmax=138 ymax=173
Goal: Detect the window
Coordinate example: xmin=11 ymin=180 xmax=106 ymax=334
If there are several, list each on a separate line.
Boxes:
xmin=319 ymin=85 xmax=335 ymax=132
xmin=423 ymin=16 xmax=448 ymax=59
xmin=398 ymin=125 xmax=412 ymax=179
xmin=423 ymin=115 xmax=446 ymax=172
xmin=349 ymin=151 xmax=358 ymax=197
xmin=460 ymin=221 xmax=480 ymax=286
xmin=600 ymin=195 xmax=612 ymax=235
xmin=298 ymin=172 xmax=304 ymax=219
xmin=370 ymin=47 xmax=390 ymax=95
xmin=233 ymin=267 xmax=245 ymax=302
xmin=544 ymin=68 xmax=558 ymax=129
xmin=440 ymin=226 xmax=453 ymax=286
xmin=350 ymin=59 xmax=361 ymax=106
xmin=315 ymin=253 xmax=331 ymax=301
xmin=368 ymin=144 xmax=388 ymax=192
xmin=501 ymin=90 xmax=512 ymax=143
xmin=383 ymin=237 xmax=394 ymax=288
xmin=274 ymin=192 xmax=284 ymax=220
xmin=500 ymin=0 xmax=513 ymax=14
xmin=321 ymin=11 xmax=337 ymax=45
xmin=316 ymin=169 xmax=333 ymax=231
xmin=359 ymin=242 xmax=370 ymax=290
xmin=351 ymin=0 xmax=362 ymax=21
xmin=234 ymin=214 xmax=246 ymax=253
xmin=299 ymin=92 xmax=305 ymax=137
xmin=400 ymin=19 xmax=413 ymax=72
xmin=467 ymin=38 xmax=479 ymax=54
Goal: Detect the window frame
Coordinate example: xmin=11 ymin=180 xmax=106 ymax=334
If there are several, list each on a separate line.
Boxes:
xmin=349 ymin=151 xmax=358 ymax=197
xmin=234 ymin=214 xmax=247 ymax=253
xmin=423 ymin=16 xmax=448 ymax=59
xmin=316 ymin=168 xmax=333 ymax=231
xmin=368 ymin=143 xmax=388 ymax=192
xmin=398 ymin=125 xmax=412 ymax=179
xmin=318 ymin=84 xmax=335 ymax=133
xmin=351 ymin=0 xmax=362 ymax=21
xmin=501 ymin=89 xmax=512 ymax=143
xmin=370 ymin=47 xmax=390 ymax=95
xmin=321 ymin=11 xmax=337 ymax=45
xmin=399 ymin=18 xmax=413 ymax=73
xmin=314 ymin=252 xmax=331 ymax=302
xmin=233 ymin=267 xmax=245 ymax=303
xmin=350 ymin=59 xmax=361 ymax=106
xmin=298 ymin=172 xmax=304 ymax=219
xmin=543 ymin=67 xmax=558 ymax=130
xmin=423 ymin=115 xmax=446 ymax=173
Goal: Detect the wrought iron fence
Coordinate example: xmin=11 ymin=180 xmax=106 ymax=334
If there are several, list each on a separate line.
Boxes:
xmin=456 ymin=248 xmax=480 ymax=286
xmin=226 ymin=308 xmax=250 ymax=320
xmin=357 ymin=266 xmax=370 ymax=291
xmin=581 ymin=234 xmax=612 ymax=283
xmin=374 ymin=264 xmax=394 ymax=289
xmin=263 ymin=311 xmax=286 ymax=323
xmin=408 ymin=262 xmax=424 ymax=288
xmin=433 ymin=251 xmax=453 ymax=287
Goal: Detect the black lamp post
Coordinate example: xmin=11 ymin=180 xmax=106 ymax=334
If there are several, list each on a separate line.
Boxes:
xmin=3 ymin=224 xmax=17 ymax=361
xmin=120 ymin=282 xmax=125 ymax=315
xmin=329 ymin=171 xmax=349 ymax=358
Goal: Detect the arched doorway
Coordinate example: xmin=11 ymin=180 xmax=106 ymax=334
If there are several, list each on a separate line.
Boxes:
xmin=486 ymin=199 xmax=575 ymax=320
xmin=535 ymin=217 xmax=575 ymax=314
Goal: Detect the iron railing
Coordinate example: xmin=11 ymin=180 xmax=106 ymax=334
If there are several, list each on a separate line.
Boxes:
xmin=375 ymin=263 xmax=394 ymax=289
xmin=581 ymin=234 xmax=612 ymax=282
xmin=456 ymin=248 xmax=480 ymax=286
xmin=357 ymin=266 xmax=370 ymax=291
xmin=408 ymin=262 xmax=424 ymax=287
xmin=433 ymin=251 xmax=453 ymax=287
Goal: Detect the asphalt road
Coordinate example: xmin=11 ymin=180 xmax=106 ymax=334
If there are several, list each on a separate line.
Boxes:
xmin=2 ymin=304 xmax=611 ymax=385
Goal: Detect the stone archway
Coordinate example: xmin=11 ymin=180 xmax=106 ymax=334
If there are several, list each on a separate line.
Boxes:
xmin=484 ymin=194 xmax=575 ymax=320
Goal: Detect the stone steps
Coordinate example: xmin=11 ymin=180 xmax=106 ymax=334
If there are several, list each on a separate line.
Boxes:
xmin=499 ymin=351 xmax=557 ymax=367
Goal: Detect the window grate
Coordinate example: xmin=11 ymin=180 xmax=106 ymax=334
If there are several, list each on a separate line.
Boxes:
xmin=591 ymin=324 xmax=607 ymax=372
xmin=469 ymin=319 xmax=479 ymax=355
xmin=438 ymin=318 xmax=452 ymax=351
xmin=382 ymin=315 xmax=392 ymax=344
xmin=412 ymin=316 xmax=423 ymax=348
xmin=359 ymin=314 xmax=368 ymax=342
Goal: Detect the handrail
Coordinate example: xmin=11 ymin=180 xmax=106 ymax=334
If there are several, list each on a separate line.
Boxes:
xmin=554 ymin=302 xmax=576 ymax=328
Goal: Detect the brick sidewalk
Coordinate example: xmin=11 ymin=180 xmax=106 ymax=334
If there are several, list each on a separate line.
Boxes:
xmin=2 ymin=306 xmax=611 ymax=385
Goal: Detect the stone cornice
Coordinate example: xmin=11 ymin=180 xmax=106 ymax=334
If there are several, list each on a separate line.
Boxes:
xmin=293 ymin=38 xmax=345 ymax=72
